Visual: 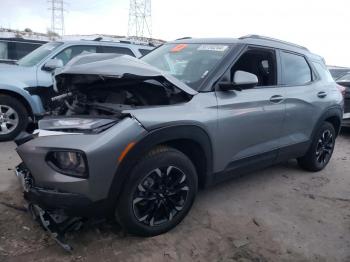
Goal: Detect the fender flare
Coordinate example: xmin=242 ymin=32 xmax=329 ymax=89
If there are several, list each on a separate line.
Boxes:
xmin=107 ymin=124 xmax=214 ymax=203
xmin=311 ymin=106 xmax=343 ymax=138
xmin=0 ymin=86 xmax=44 ymax=116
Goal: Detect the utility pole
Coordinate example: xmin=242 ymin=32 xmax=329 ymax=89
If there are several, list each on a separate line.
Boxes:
xmin=127 ymin=0 xmax=152 ymax=41
xmin=48 ymin=0 xmax=65 ymax=37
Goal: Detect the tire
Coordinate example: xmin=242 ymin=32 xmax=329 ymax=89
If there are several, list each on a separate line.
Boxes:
xmin=115 ymin=146 xmax=198 ymax=237
xmin=298 ymin=122 xmax=336 ymax=172
xmin=0 ymin=95 xmax=29 ymax=141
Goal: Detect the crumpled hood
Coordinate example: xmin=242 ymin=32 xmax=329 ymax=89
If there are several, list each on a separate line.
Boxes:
xmin=54 ymin=53 xmax=198 ymax=96
xmin=0 ymin=63 xmax=37 ymax=88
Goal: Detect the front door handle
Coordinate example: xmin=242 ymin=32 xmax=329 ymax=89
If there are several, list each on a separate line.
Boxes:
xmin=270 ymin=95 xmax=284 ymax=104
xmin=317 ymin=91 xmax=327 ymax=98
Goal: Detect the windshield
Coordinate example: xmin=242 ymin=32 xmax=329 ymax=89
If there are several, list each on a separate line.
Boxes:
xmin=17 ymin=42 xmax=63 ymax=67
xmin=141 ymin=43 xmax=231 ymax=90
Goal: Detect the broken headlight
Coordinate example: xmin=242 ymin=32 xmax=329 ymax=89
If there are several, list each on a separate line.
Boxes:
xmin=46 ymin=151 xmax=88 ymax=178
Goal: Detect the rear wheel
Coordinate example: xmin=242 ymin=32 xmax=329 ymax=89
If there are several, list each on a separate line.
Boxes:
xmin=0 ymin=95 xmax=28 ymax=141
xmin=115 ymin=146 xmax=198 ymax=237
xmin=298 ymin=122 xmax=336 ymax=171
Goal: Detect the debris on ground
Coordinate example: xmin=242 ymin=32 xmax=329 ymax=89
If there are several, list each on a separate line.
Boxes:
xmin=233 ymin=239 xmax=250 ymax=248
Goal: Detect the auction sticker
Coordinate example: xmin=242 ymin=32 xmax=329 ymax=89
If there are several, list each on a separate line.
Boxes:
xmin=171 ymin=44 xmax=188 ymax=52
xmin=197 ymin=45 xmax=228 ymax=52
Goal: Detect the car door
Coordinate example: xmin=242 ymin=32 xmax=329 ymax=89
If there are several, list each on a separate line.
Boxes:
xmin=215 ymin=46 xmax=285 ymax=179
xmin=277 ymin=50 xmax=321 ymax=158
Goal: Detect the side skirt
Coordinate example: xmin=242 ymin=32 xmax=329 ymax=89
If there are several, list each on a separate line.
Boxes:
xmin=212 ymin=141 xmax=310 ymax=185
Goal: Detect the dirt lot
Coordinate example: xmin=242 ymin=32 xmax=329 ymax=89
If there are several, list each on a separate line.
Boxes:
xmin=0 ymin=129 xmax=350 ymax=262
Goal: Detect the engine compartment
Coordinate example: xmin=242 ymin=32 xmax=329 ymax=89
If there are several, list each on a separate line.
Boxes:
xmin=50 ymin=74 xmax=192 ymax=117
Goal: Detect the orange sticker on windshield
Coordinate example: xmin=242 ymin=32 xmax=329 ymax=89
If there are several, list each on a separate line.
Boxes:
xmin=171 ymin=44 xmax=188 ymax=52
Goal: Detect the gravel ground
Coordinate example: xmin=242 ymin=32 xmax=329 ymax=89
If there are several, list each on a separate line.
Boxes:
xmin=0 ymin=129 xmax=349 ymax=262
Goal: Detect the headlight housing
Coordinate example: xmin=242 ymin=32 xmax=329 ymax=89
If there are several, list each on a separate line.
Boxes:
xmin=46 ymin=150 xmax=88 ymax=178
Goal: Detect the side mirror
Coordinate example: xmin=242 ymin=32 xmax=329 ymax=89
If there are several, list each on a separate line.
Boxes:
xmin=42 ymin=59 xmax=63 ymax=72
xmin=218 ymin=70 xmax=258 ymax=91
xmin=233 ymin=70 xmax=258 ymax=89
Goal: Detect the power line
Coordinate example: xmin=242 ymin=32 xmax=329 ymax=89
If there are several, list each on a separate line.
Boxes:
xmin=48 ymin=0 xmax=66 ymax=36
xmin=127 ymin=0 xmax=152 ymax=41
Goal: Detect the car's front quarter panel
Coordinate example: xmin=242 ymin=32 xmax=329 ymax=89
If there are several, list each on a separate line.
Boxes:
xmin=16 ymin=117 xmax=147 ymax=202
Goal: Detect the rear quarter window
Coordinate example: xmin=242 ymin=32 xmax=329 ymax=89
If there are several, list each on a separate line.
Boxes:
xmin=139 ymin=48 xmax=152 ymax=56
xmin=280 ymin=51 xmax=312 ymax=85
xmin=312 ymin=62 xmax=334 ymax=83
xmin=101 ymin=46 xmax=135 ymax=57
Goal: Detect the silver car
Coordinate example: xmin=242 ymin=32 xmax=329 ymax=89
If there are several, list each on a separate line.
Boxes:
xmin=15 ymin=35 xmax=344 ymax=241
xmin=0 ymin=39 xmax=154 ymax=141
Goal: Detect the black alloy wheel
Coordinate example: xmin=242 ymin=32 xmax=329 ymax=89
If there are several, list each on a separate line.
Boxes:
xmin=115 ymin=146 xmax=198 ymax=237
xmin=315 ymin=129 xmax=334 ymax=165
xmin=132 ymin=166 xmax=189 ymax=227
xmin=298 ymin=121 xmax=336 ymax=171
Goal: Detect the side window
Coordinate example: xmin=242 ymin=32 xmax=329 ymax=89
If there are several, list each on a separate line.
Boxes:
xmin=0 ymin=42 xmax=8 ymax=59
xmin=139 ymin=48 xmax=152 ymax=56
xmin=280 ymin=52 xmax=312 ymax=85
xmin=12 ymin=42 xmax=41 ymax=60
xmin=312 ymin=61 xmax=335 ymax=83
xmin=54 ymin=45 xmax=97 ymax=65
xmin=100 ymin=46 xmax=135 ymax=57
xmin=231 ymin=48 xmax=277 ymax=87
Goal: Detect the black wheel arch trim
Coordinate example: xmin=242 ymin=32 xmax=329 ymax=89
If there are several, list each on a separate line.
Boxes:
xmin=311 ymin=106 xmax=342 ymax=139
xmin=107 ymin=124 xmax=214 ymax=207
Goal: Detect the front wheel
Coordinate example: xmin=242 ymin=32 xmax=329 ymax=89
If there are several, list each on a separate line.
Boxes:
xmin=298 ymin=122 xmax=336 ymax=171
xmin=115 ymin=146 xmax=198 ymax=237
xmin=0 ymin=95 xmax=28 ymax=141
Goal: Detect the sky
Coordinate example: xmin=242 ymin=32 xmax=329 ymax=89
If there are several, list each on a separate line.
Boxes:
xmin=0 ymin=0 xmax=349 ymax=67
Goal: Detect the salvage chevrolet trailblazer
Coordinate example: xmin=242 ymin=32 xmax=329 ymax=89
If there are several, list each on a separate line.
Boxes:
xmin=15 ymin=35 xmax=344 ymax=241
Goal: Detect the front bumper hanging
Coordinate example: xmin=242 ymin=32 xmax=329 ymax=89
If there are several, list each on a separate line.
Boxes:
xmin=15 ymin=163 xmax=86 ymax=252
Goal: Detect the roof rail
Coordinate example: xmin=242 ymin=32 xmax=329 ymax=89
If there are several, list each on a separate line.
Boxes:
xmin=81 ymin=37 xmax=154 ymax=47
xmin=176 ymin=37 xmax=192 ymax=40
xmin=239 ymin=34 xmax=309 ymax=51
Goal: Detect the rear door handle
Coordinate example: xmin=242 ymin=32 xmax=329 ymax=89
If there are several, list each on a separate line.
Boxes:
xmin=270 ymin=95 xmax=284 ymax=104
xmin=317 ymin=91 xmax=327 ymax=98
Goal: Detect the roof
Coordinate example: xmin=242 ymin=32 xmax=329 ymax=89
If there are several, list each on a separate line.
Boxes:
xmin=169 ymin=35 xmax=323 ymax=60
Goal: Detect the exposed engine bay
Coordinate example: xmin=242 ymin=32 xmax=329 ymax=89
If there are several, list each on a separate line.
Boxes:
xmin=49 ymin=74 xmax=192 ymax=117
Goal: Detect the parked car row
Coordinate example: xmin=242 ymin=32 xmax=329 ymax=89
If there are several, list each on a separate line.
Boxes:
xmin=11 ymin=35 xmax=344 ymax=250
xmin=0 ymin=39 xmax=154 ymax=140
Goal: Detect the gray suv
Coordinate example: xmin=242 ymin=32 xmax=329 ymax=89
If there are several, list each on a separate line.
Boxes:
xmin=0 ymin=39 xmax=153 ymax=141
xmin=15 ymin=35 xmax=343 ymax=240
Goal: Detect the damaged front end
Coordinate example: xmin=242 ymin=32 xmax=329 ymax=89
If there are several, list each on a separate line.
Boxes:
xmin=48 ymin=53 xmax=196 ymax=117
xmin=14 ymin=54 xmax=197 ymax=251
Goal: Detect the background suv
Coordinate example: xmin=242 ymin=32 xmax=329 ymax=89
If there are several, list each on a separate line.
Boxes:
xmin=16 ymin=35 xmax=343 ymax=239
xmin=332 ymin=72 xmax=350 ymax=126
xmin=0 ymin=39 xmax=154 ymax=140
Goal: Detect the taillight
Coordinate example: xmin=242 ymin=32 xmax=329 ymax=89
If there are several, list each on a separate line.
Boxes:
xmin=337 ymin=84 xmax=346 ymax=97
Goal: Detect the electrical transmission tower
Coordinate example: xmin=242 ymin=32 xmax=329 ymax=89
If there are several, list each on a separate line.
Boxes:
xmin=48 ymin=0 xmax=65 ymax=37
xmin=127 ymin=0 xmax=152 ymax=41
